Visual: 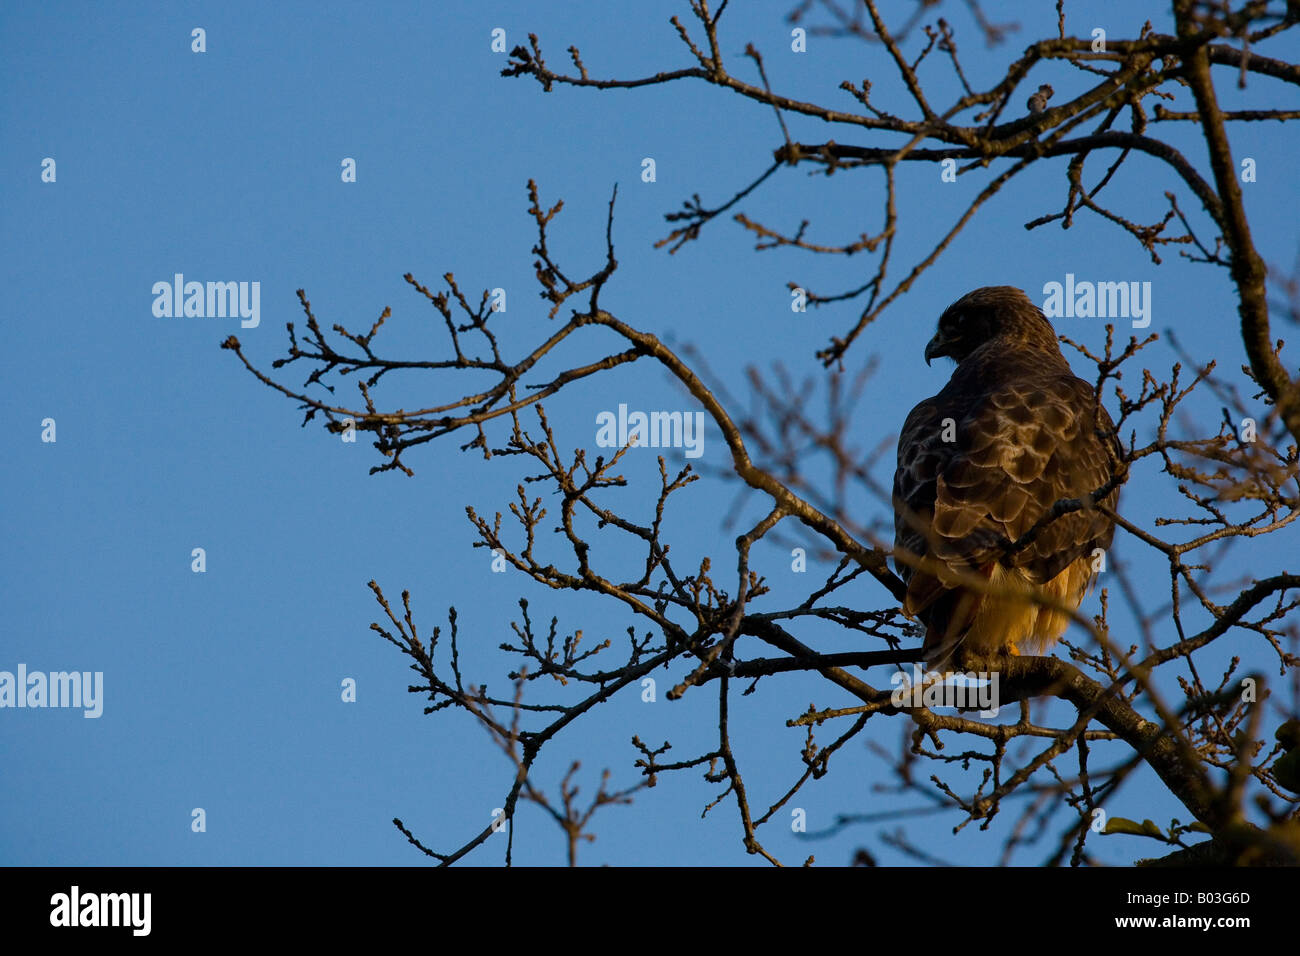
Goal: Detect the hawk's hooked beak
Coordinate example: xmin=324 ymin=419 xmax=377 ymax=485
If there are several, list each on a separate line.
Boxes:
xmin=924 ymin=331 xmax=950 ymax=366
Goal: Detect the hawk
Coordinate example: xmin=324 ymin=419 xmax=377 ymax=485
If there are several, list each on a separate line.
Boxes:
xmin=892 ymin=286 xmax=1120 ymax=672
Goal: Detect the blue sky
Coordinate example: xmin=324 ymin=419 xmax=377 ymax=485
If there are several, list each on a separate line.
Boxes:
xmin=2 ymin=0 xmax=1297 ymax=866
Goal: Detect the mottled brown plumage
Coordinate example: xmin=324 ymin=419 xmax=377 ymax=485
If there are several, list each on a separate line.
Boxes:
xmin=893 ymin=286 xmax=1120 ymax=671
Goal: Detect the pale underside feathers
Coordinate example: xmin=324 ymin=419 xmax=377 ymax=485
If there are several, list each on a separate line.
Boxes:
xmin=893 ymin=286 xmax=1120 ymax=672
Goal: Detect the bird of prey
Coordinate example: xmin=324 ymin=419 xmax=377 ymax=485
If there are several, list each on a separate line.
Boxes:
xmin=892 ymin=286 xmax=1120 ymax=672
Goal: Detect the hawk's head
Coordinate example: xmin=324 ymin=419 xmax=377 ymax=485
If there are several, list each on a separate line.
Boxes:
xmin=924 ymin=286 xmax=1059 ymax=365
